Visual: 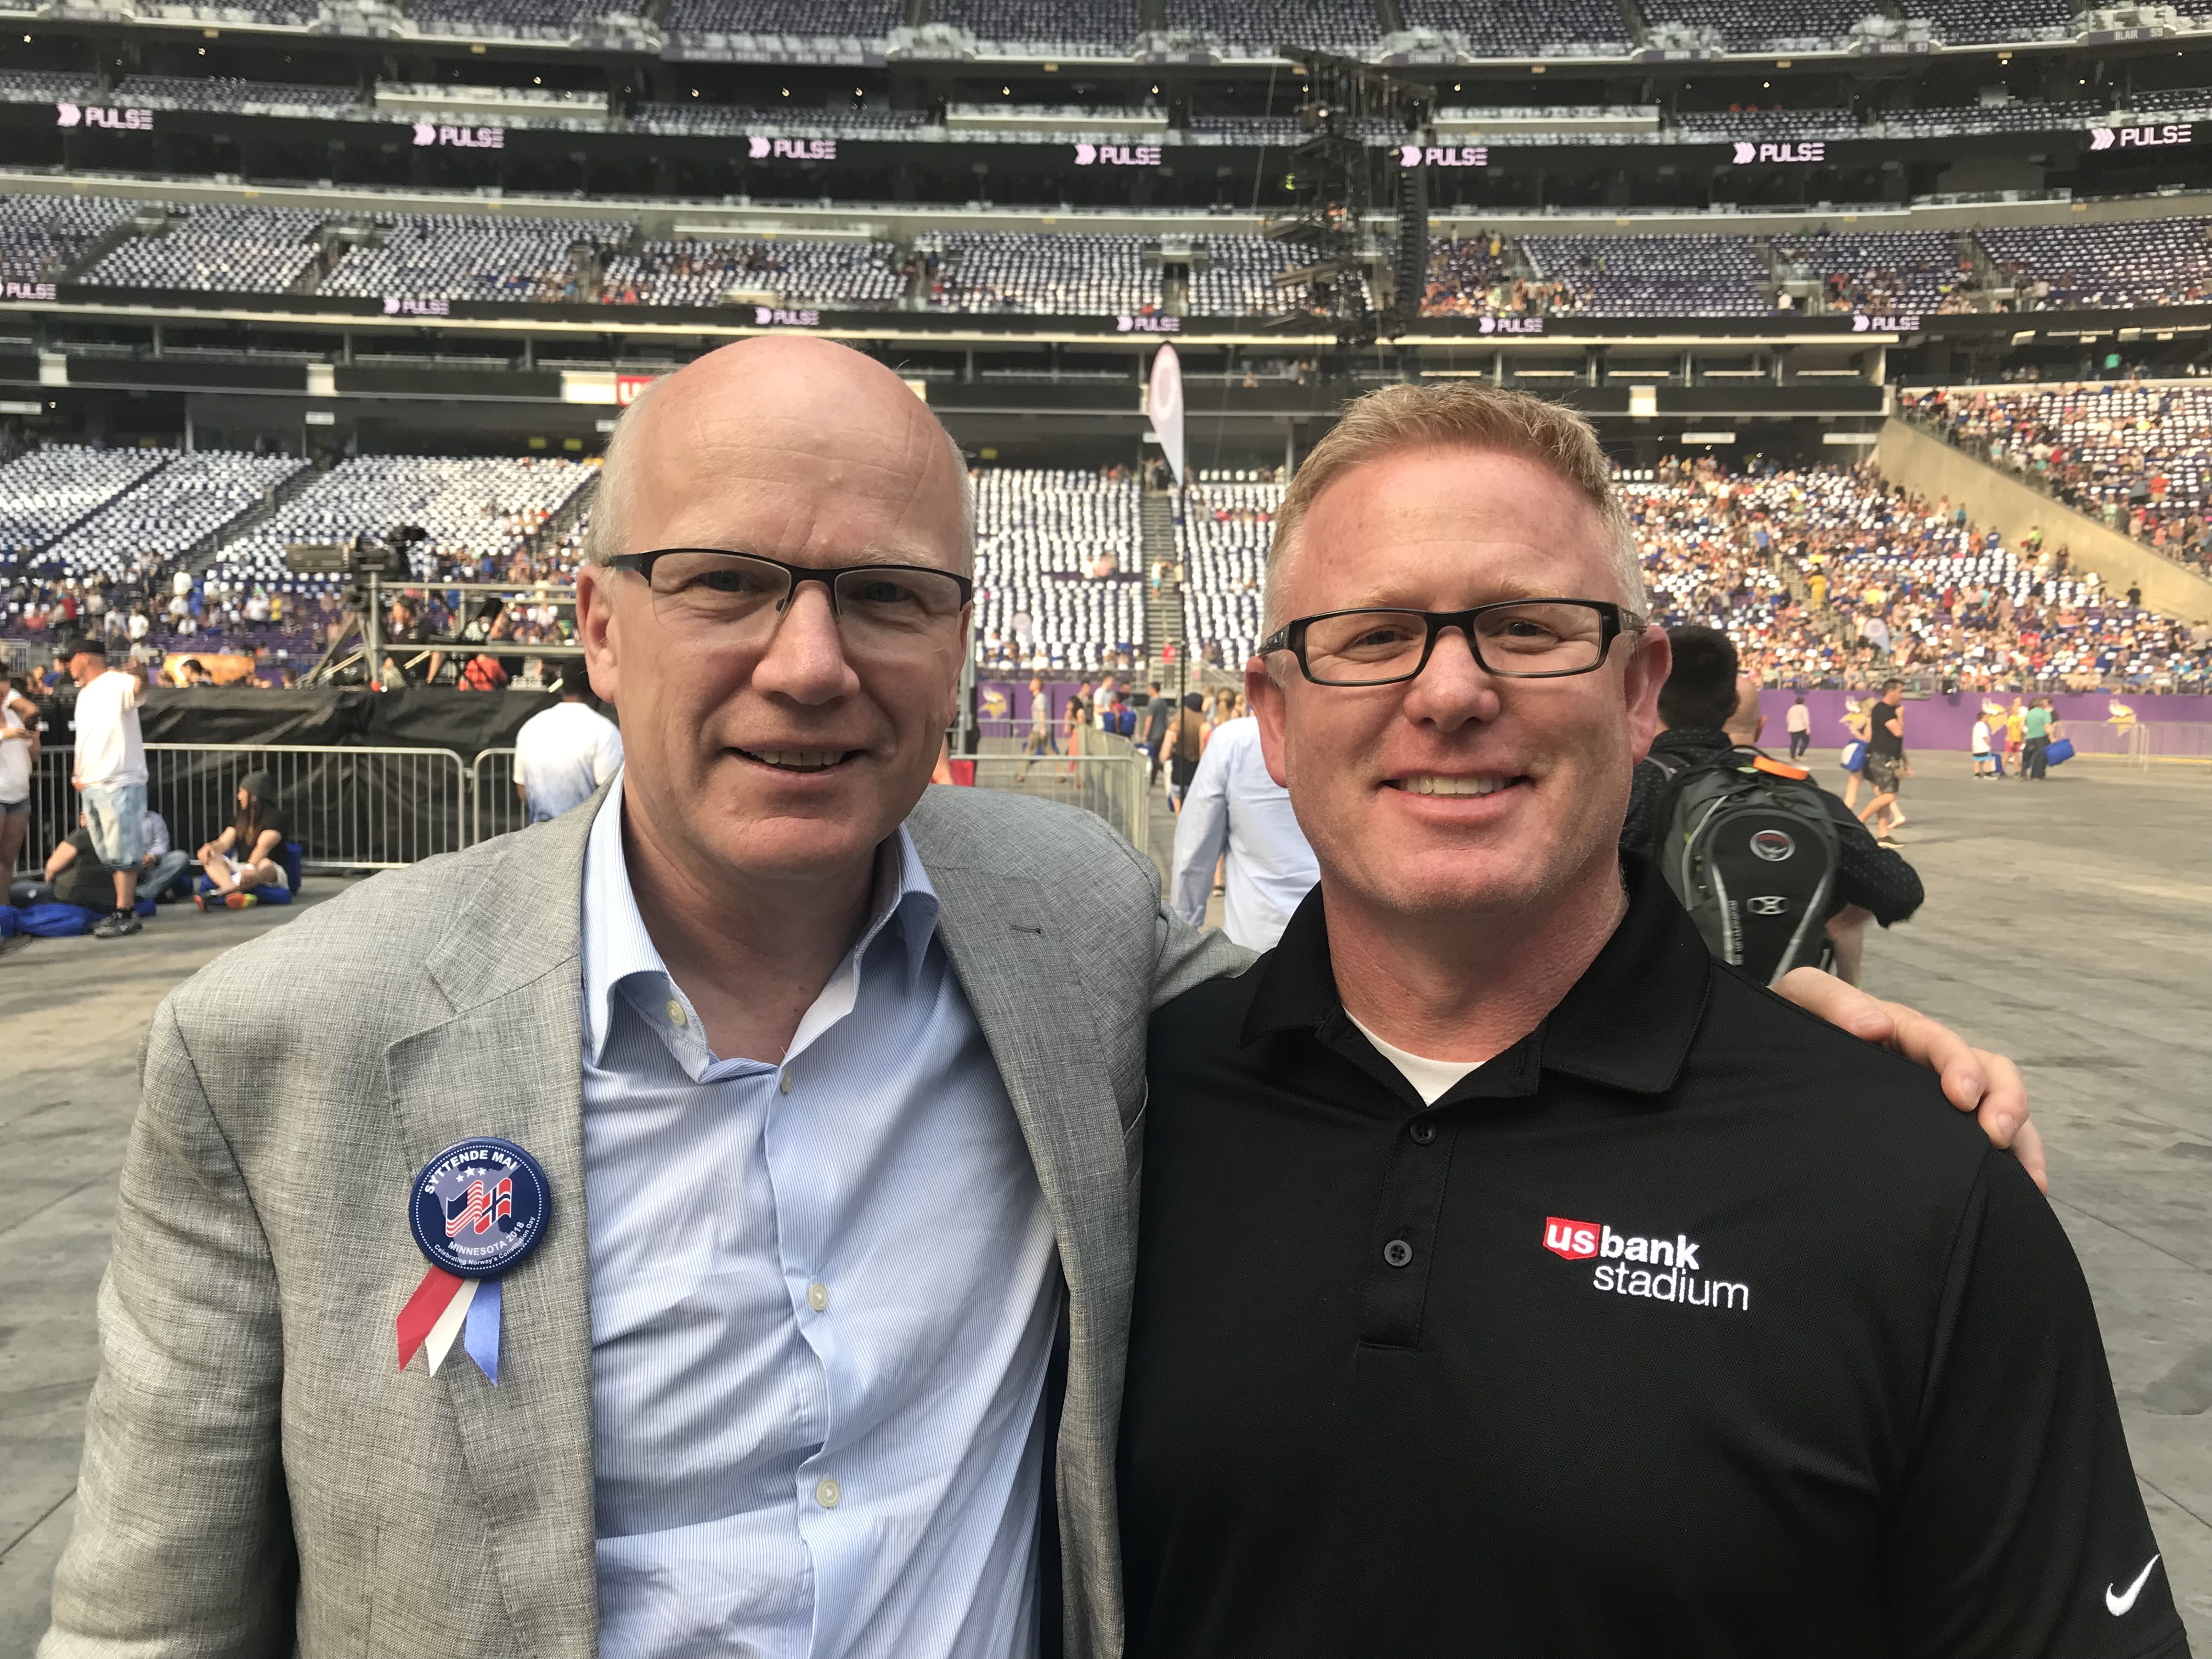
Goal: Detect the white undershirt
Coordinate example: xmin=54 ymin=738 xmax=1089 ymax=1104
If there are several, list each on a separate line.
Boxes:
xmin=1345 ymin=1012 xmax=1492 ymax=1107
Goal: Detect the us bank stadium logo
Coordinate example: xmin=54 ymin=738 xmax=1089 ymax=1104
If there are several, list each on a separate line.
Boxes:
xmin=1543 ymin=1216 xmax=1751 ymax=1312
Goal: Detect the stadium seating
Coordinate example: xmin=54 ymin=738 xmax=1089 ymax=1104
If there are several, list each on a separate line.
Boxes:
xmin=320 ymin=215 xmax=610 ymax=304
xmin=212 ymin=455 xmax=594 ymax=595
xmin=1677 ymin=108 xmax=1861 ymax=141
xmin=972 ymin=469 xmax=1145 ymax=673
xmin=83 ymin=206 xmax=325 ymax=295
xmin=1871 ymin=99 xmax=2098 ymax=136
xmin=928 ymin=0 xmax=1138 ymax=51
xmin=1894 ymin=0 xmax=2074 ymax=43
xmin=631 ymin=100 xmax=927 ymax=136
xmin=1178 ymin=472 xmax=1277 ymax=671
xmin=1771 ymin=230 xmax=1976 ymax=315
xmin=1979 ymin=218 xmax=2212 ymax=310
xmin=1904 ymin=385 xmax=2212 ymax=571
xmin=1520 ymin=234 xmax=1771 ymax=317
xmin=0 ymin=447 xmax=173 ymax=566
xmin=919 ymin=234 xmax=1161 ymax=316
xmin=599 ymin=238 xmax=907 ymax=308
xmin=663 ymin=0 xmax=903 ymax=43
xmin=1635 ymin=0 xmax=1876 ymax=50
xmin=111 ymin=75 xmax=361 ymax=114
xmin=1161 ymin=0 xmax=1383 ymax=57
xmin=410 ymin=0 xmax=651 ymax=37
xmin=0 ymin=194 xmax=133 ymax=287
xmin=38 ymin=452 xmax=306 ymax=585
xmin=1395 ymin=0 xmax=1630 ymax=56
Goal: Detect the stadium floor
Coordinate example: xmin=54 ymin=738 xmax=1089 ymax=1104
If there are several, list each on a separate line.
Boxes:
xmin=1 ymin=760 xmax=2208 ymax=1649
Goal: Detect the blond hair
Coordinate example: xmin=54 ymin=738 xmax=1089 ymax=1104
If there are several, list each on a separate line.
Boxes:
xmin=1265 ymin=382 xmax=1645 ymax=631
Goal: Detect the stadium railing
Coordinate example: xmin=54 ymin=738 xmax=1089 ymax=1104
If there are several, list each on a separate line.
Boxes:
xmin=12 ymin=736 xmax=1158 ymax=879
xmin=13 ymin=744 xmax=470 ymax=878
xmin=967 ymin=730 xmax=1150 ymax=849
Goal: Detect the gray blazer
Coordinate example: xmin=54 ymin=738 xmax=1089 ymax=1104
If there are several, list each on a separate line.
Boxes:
xmin=41 ymin=783 xmax=1251 ymax=1659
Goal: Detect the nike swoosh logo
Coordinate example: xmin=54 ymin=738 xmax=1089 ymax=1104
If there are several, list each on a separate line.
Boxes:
xmin=2107 ymin=1554 xmax=2161 ymax=1616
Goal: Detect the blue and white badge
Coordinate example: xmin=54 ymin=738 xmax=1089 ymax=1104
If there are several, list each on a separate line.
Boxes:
xmin=396 ymin=1137 xmax=551 ymax=1386
xmin=409 ymin=1136 xmax=551 ymax=1278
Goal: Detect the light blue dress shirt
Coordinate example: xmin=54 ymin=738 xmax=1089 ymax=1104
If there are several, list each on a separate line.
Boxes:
xmin=579 ymin=781 xmax=1058 ymax=1659
xmin=1169 ymin=717 xmax=1319 ymax=951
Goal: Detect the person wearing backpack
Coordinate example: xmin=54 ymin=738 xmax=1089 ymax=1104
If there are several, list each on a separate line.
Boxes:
xmin=1621 ymin=629 xmax=1923 ymax=986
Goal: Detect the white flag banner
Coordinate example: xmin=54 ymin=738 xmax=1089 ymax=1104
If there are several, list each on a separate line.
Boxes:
xmin=1148 ymin=344 xmax=1186 ymax=487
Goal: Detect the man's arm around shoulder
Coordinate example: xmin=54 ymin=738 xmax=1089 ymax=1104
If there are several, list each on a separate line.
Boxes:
xmin=42 ymin=997 xmax=292 ymax=1658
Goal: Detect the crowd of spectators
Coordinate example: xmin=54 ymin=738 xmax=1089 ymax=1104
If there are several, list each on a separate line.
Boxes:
xmin=1903 ymin=383 xmax=2212 ymax=573
xmin=1771 ymin=230 xmax=1980 ymax=317
xmin=1643 ymin=455 xmax=2209 ymax=691
xmin=1979 ymin=218 xmax=2212 ymax=311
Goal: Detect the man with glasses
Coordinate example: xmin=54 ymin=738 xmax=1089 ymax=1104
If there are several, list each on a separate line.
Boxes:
xmin=50 ymin=348 xmax=2041 ymax=1659
xmin=1119 ymin=384 xmax=2177 ymax=1658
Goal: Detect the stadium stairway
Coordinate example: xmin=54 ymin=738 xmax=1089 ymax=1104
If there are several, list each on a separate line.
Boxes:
xmin=1875 ymin=415 xmax=2212 ymax=624
xmin=1143 ymin=488 xmax=1182 ymax=688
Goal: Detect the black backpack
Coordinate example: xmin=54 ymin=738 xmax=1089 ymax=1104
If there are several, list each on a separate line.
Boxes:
xmin=1646 ymin=751 xmax=1841 ymax=985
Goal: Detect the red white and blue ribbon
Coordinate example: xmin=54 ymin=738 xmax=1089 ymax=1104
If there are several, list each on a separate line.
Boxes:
xmin=396 ymin=1269 xmax=505 ymax=1382
xmin=398 ymin=1136 xmax=551 ymax=1386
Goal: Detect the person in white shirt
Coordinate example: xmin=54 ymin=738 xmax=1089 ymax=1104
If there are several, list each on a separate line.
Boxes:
xmin=1971 ymin=714 xmax=1995 ymax=779
xmin=513 ymin=681 xmax=624 ymax=823
xmin=0 ymin=676 xmax=40 ymax=882
xmin=1784 ymin=693 xmax=1812 ymax=760
xmin=1169 ymin=714 xmax=1319 ymax=951
xmin=62 ymin=635 xmax=149 ymax=937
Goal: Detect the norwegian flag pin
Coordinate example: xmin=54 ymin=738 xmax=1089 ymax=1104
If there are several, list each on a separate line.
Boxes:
xmin=396 ymin=1136 xmax=551 ymax=1385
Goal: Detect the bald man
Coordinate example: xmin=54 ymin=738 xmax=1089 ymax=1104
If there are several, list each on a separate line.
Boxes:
xmin=45 ymin=340 xmax=2035 ymax=1659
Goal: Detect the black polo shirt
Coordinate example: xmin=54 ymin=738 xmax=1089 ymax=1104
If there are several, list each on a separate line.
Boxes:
xmin=1120 ymin=862 xmax=2182 ymax=1659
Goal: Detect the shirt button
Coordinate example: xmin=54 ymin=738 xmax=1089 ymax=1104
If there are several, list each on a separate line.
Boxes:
xmin=778 ymin=1073 xmax=794 ymax=1095
xmin=815 ymin=1477 xmax=842 ymax=1509
xmin=807 ymin=1282 xmax=829 ymax=1312
xmin=1383 ymin=1239 xmax=1414 ymax=1269
xmin=665 ymin=999 xmax=686 ymax=1028
xmin=1409 ymin=1120 xmax=1437 ymax=1145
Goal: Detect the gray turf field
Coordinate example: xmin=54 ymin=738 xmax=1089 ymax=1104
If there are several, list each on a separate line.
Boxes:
xmin=2 ymin=759 xmax=2208 ymax=1651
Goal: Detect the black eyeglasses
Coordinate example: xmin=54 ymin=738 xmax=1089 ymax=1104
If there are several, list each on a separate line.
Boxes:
xmin=1260 ymin=599 xmax=1646 ymax=687
xmin=608 ymin=549 xmax=972 ymax=657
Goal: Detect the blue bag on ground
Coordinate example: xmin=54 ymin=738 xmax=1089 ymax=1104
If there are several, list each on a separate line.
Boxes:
xmin=16 ymin=902 xmax=99 ymax=938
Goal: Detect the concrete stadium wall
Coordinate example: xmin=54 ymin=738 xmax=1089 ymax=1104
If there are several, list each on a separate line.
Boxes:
xmin=1872 ymin=417 xmax=2212 ymax=625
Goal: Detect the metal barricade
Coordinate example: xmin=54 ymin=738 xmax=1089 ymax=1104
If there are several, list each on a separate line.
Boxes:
xmin=471 ymin=747 xmax=527 ymax=845
xmin=13 ymin=744 xmax=471 ymax=877
xmin=967 ymin=732 xmax=1150 ymax=849
xmin=143 ymin=744 xmax=472 ymax=872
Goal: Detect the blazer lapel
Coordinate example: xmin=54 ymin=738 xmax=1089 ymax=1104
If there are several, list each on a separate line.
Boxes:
xmin=382 ymin=800 xmax=602 ymax=1652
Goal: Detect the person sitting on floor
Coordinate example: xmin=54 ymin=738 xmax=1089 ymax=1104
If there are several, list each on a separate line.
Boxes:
xmin=194 ymin=771 xmax=291 ymax=911
xmin=10 ymin=811 xmax=187 ymax=916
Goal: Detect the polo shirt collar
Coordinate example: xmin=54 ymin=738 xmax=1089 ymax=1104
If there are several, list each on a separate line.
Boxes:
xmin=1240 ymin=853 xmax=1710 ymax=1102
xmin=580 ymin=777 xmax=940 ymax=1065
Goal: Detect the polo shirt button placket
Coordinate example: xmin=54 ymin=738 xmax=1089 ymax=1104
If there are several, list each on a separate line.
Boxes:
xmin=1409 ymin=1119 xmax=1437 ymax=1146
